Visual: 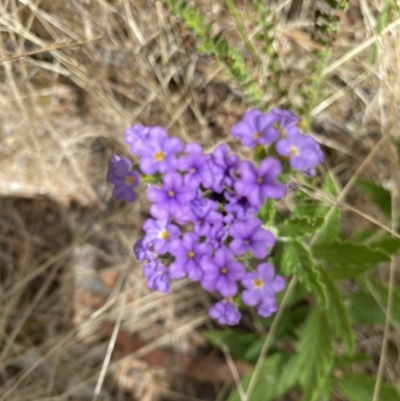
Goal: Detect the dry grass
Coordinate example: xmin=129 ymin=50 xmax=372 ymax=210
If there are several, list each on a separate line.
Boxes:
xmin=1 ymin=0 xmax=400 ymax=400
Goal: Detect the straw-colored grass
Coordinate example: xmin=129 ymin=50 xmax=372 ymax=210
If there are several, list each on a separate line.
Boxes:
xmin=1 ymin=1 xmax=400 ymax=400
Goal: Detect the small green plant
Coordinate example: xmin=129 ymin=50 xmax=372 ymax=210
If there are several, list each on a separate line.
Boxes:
xmin=298 ymin=0 xmax=348 ymax=129
xmin=163 ymin=0 xmax=265 ymax=108
xmin=142 ymin=2 xmax=400 ymax=400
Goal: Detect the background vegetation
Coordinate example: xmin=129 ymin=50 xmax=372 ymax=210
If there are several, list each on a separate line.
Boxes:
xmin=1 ymin=0 xmax=400 ymax=400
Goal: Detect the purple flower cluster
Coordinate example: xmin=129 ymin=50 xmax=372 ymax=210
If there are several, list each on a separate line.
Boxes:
xmin=107 ymin=108 xmax=324 ymax=325
xmin=231 ymin=108 xmax=323 ymax=176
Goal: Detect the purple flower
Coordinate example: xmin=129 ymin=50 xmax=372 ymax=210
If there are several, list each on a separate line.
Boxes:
xmin=147 ymin=173 xmax=196 ymax=222
xmin=257 ymin=299 xmax=279 ymax=318
xmin=189 ymin=198 xmax=223 ymax=236
xmin=136 ymin=127 xmax=183 ymax=174
xmin=206 ymin=221 xmax=229 ymax=250
xmin=200 ymin=247 xmax=245 ymax=297
xmin=276 ymin=129 xmax=323 ymax=172
xmin=209 ymin=299 xmax=242 ymax=325
xmin=230 ymin=109 xmax=279 ymax=148
xmin=270 ymin=108 xmax=300 ymax=136
xmin=178 ymin=143 xmax=212 ymax=187
xmin=224 ymin=192 xmax=257 ymax=221
xmin=241 ymin=263 xmax=285 ymax=317
xmin=234 ymin=158 xmax=287 ymax=207
xmin=142 ymin=218 xmax=180 ymax=255
xmin=134 ymin=238 xmax=156 ymax=261
xmin=124 ymin=124 xmax=151 ymax=154
xmin=107 ymin=155 xmax=140 ymax=202
xmin=143 ymin=259 xmax=171 ymax=293
xmin=169 ymin=233 xmax=211 ymax=280
xmin=229 ymin=218 xmax=275 ymax=258
xmin=204 ymin=144 xmax=239 ymax=192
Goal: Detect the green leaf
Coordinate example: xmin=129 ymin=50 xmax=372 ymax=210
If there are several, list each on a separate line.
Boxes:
xmin=351 ymin=228 xmax=377 ymax=243
xmin=335 ymin=372 xmax=400 ymax=401
xmin=346 ymin=291 xmax=386 ymax=325
xmin=227 ymin=354 xmax=299 ymax=401
xmin=312 ymin=241 xmax=391 ymax=279
xmin=315 ymin=207 xmax=341 ymax=245
xmin=250 ymin=305 xmax=310 ymax=359
xmin=314 ymin=173 xmax=341 ymax=244
xmin=335 ymin=352 xmax=370 ymax=367
xmin=280 ymin=240 xmax=298 ymax=276
xmin=347 ymin=282 xmax=400 ymax=325
xmin=296 ymin=307 xmax=334 ymax=401
xmin=316 ymin=173 xmax=340 ymax=215
xmin=370 ymin=236 xmax=400 ymax=256
xmin=293 ymin=189 xmax=317 ymax=218
xmin=355 ymin=179 xmax=392 ymax=218
xmin=282 ymin=240 xmax=327 ymax=305
xmin=258 ymin=198 xmax=275 ymax=227
xmin=279 ymin=216 xmax=324 ymax=238
xmin=202 ymin=330 xmax=257 ymax=361
xmin=318 ymin=268 xmax=355 ymax=354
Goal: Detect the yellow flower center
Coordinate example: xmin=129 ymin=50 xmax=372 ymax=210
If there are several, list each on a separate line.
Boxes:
xmin=220 ymin=267 xmax=228 ymax=275
xmin=126 ymin=176 xmax=135 ymax=184
xmin=256 ymin=177 xmax=263 ymax=184
xmin=154 ymin=151 xmax=165 ymax=162
xmin=159 ymin=229 xmax=169 ymax=240
xmin=187 ymin=251 xmax=195 ymax=259
xmin=168 ymin=190 xmax=175 ymax=197
xmin=288 ymin=146 xmax=299 ymax=157
xmin=253 ymin=131 xmax=261 ymax=140
xmin=253 ymin=278 xmax=263 ymax=289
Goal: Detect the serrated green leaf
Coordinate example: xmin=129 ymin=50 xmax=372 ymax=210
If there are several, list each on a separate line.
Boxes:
xmin=318 ymin=268 xmax=354 ymax=354
xmin=279 ymin=216 xmax=324 ymax=238
xmin=351 ymin=228 xmax=377 ymax=243
xmin=370 ymin=236 xmax=400 ymax=256
xmin=313 ymin=241 xmax=391 ymax=279
xmin=296 ymin=307 xmax=334 ymax=401
xmin=227 ymin=354 xmax=299 ymax=401
xmin=202 ymin=330 xmax=257 ymax=360
xmin=335 ymin=372 xmax=400 ymax=401
xmin=355 ymin=179 xmax=392 ymax=218
xmin=258 ymin=198 xmax=275 ymax=226
xmin=282 ymin=240 xmax=327 ymax=305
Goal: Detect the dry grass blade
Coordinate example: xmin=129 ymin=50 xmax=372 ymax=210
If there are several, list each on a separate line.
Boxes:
xmin=0 ymin=35 xmax=103 ymax=63
xmin=322 ymin=17 xmax=400 ymax=76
